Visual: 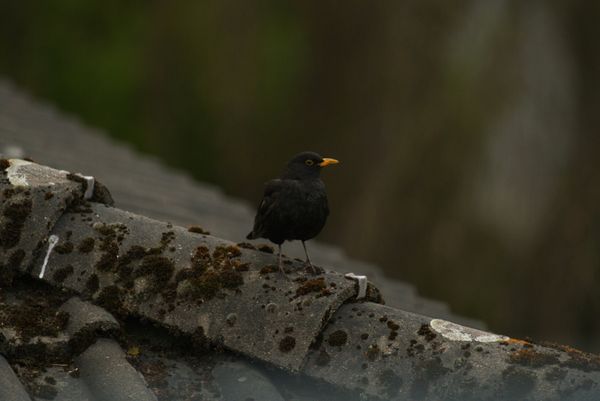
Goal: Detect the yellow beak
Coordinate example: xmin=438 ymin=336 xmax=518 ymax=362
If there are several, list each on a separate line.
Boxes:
xmin=319 ymin=158 xmax=339 ymax=167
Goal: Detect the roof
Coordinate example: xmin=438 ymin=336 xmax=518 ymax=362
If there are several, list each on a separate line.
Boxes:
xmin=1 ymin=81 xmax=600 ymax=400
xmin=0 ymin=79 xmax=480 ymax=327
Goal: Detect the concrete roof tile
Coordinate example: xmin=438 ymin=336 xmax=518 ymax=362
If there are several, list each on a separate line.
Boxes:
xmin=3 ymin=80 xmax=600 ymax=400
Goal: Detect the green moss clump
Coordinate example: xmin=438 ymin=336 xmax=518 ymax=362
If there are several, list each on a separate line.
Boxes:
xmin=295 ymin=278 xmax=326 ymax=296
xmin=189 ymin=270 xmax=222 ymax=300
xmin=188 ymin=225 xmax=210 ymax=235
xmin=328 ymin=330 xmax=348 ymax=346
xmin=135 ymin=255 xmax=175 ymax=284
xmin=0 ymin=198 xmax=32 ymax=249
xmin=54 ymin=241 xmax=74 ymax=254
xmin=96 ymin=285 xmax=124 ymax=315
xmin=52 ymin=265 xmax=74 ymax=282
xmin=257 ymin=244 xmax=274 ymax=254
xmin=85 ymin=274 xmax=100 ymax=294
xmin=181 ymin=244 xmax=246 ymax=302
xmin=77 ymin=237 xmax=95 ymax=253
xmin=219 ymin=269 xmax=243 ymax=289
xmin=279 ymin=336 xmax=296 ymax=352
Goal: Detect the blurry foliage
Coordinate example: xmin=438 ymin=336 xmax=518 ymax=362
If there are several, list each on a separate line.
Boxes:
xmin=1 ymin=0 xmax=599 ymax=351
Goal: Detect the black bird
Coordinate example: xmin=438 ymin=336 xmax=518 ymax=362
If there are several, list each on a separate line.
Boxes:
xmin=247 ymin=151 xmax=339 ymax=274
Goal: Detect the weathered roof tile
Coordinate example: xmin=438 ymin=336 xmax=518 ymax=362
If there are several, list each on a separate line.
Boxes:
xmin=76 ymin=339 xmax=158 ymax=401
xmin=0 ymin=355 xmax=31 ymax=401
xmin=0 ymin=79 xmax=482 ymax=328
xmin=3 ymin=81 xmax=600 ymax=400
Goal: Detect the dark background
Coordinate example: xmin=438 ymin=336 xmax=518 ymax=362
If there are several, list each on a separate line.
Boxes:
xmin=1 ymin=1 xmax=599 ymax=351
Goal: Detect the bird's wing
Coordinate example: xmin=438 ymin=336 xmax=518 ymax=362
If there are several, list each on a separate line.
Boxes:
xmin=250 ymin=179 xmax=283 ymax=237
xmin=258 ymin=179 xmax=282 ymax=217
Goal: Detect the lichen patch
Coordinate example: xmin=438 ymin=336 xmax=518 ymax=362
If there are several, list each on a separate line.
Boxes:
xmin=430 ymin=319 xmax=508 ymax=343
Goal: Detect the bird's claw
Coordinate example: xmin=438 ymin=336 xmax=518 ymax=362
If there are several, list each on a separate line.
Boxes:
xmin=278 ymin=264 xmax=291 ymax=280
xmin=305 ymin=261 xmax=318 ymax=275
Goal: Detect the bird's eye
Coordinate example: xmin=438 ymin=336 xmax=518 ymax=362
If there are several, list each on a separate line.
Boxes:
xmin=305 ymin=159 xmax=314 ymax=166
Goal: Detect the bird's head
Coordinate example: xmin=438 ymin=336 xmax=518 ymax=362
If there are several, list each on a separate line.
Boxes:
xmin=282 ymin=151 xmax=339 ymax=180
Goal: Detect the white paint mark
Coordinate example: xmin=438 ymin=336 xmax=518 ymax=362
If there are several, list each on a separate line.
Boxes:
xmin=430 ymin=319 xmax=509 ymax=343
xmin=39 ymin=235 xmax=59 ymax=279
xmin=75 ymin=174 xmax=95 ymax=200
xmin=5 ymin=159 xmax=32 ymax=186
xmin=345 ymin=273 xmax=368 ymax=299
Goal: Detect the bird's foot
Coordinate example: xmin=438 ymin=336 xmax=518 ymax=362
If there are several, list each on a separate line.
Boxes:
xmin=305 ymin=261 xmax=319 ymax=275
xmin=278 ymin=263 xmax=291 ymax=280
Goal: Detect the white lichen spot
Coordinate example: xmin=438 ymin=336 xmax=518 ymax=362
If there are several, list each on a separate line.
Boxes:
xmin=377 ymin=335 xmax=395 ymax=356
xmin=133 ymin=276 xmax=151 ymax=293
xmin=39 ymin=235 xmax=59 ymax=279
xmin=6 ymin=159 xmax=33 ymax=187
xmin=430 ymin=319 xmax=509 ymax=343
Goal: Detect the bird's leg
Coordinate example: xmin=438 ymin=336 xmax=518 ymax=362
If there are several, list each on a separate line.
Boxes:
xmin=302 ymin=241 xmax=316 ymax=274
xmin=278 ymin=244 xmax=285 ymax=275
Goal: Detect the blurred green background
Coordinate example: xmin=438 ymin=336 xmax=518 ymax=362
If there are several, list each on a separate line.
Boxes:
xmin=1 ymin=0 xmax=599 ymax=351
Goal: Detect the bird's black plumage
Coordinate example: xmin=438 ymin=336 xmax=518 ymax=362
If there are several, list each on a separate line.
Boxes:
xmin=247 ymin=151 xmax=338 ymax=273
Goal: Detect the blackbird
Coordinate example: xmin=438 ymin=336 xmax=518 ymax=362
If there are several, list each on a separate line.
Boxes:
xmin=247 ymin=151 xmax=339 ymax=274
